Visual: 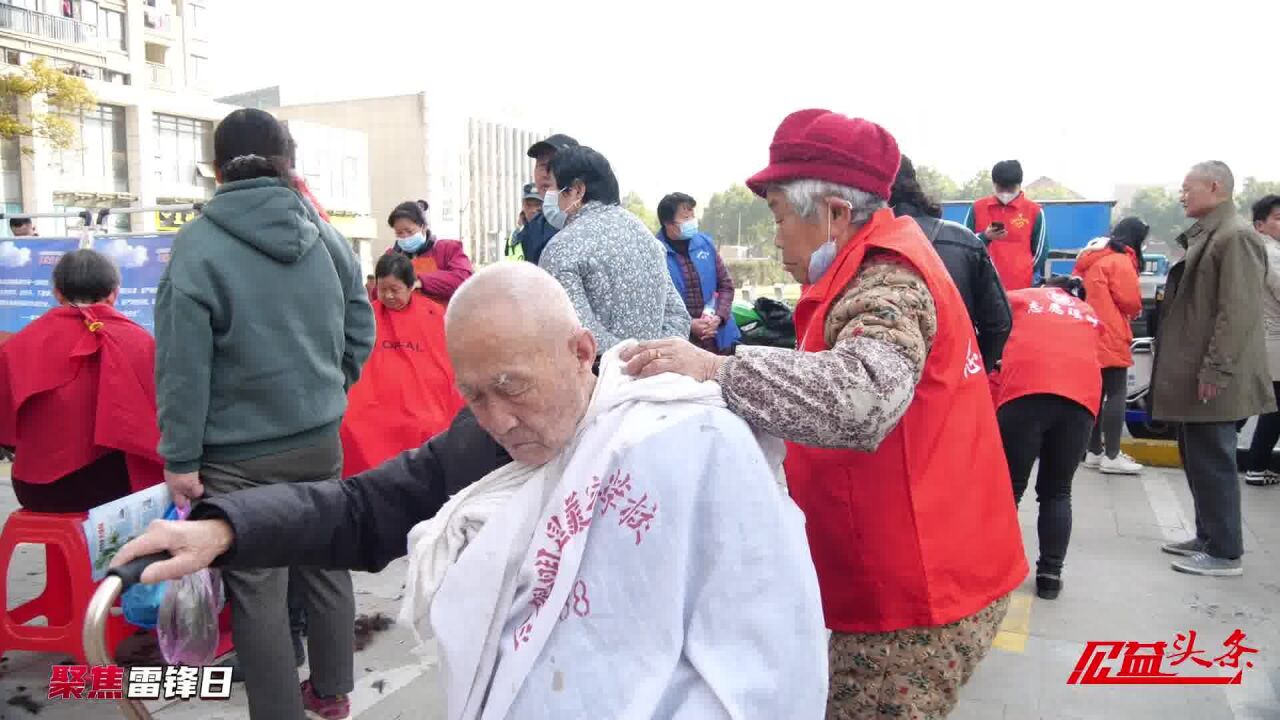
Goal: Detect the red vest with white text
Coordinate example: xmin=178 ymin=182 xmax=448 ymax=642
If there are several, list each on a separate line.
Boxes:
xmin=785 ymin=208 xmax=1027 ymax=633
xmin=993 ymin=289 xmax=1104 ymax=415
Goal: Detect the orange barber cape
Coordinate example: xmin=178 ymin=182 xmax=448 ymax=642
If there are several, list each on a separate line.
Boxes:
xmin=0 ymin=305 xmax=163 ymax=491
xmin=340 ymin=296 xmax=465 ymax=477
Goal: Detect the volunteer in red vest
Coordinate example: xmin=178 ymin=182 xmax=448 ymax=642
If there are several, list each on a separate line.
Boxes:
xmin=0 ymin=249 xmax=163 ymax=512
xmin=622 ymin=109 xmax=1027 ymax=719
xmin=990 ymin=278 xmax=1103 ymax=600
xmin=339 ymin=253 xmax=465 ymax=477
xmin=964 ymin=160 xmax=1047 ymax=290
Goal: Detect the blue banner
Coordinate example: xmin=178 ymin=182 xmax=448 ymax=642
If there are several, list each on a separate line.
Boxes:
xmin=0 ymin=238 xmax=80 ymax=334
xmin=91 ymin=234 xmax=173 ymax=334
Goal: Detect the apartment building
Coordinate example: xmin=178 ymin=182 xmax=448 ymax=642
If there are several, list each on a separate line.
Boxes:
xmin=1 ymin=0 xmax=233 ymax=234
xmin=223 ymin=87 xmax=546 ymax=263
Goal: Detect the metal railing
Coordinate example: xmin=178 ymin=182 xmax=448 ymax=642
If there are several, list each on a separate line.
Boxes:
xmin=0 ymin=3 xmax=99 ymax=47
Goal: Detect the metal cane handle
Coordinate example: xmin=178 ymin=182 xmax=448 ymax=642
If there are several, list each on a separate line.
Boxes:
xmin=82 ymin=552 xmax=171 ymax=720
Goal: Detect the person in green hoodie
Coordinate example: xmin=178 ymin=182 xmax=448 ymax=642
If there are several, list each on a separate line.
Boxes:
xmin=154 ymin=107 xmax=374 ymax=720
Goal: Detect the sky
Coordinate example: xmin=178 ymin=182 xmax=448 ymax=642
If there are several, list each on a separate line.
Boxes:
xmin=211 ymin=0 xmax=1280 ymax=209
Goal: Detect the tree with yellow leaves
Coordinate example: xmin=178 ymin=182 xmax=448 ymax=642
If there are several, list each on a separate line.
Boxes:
xmin=0 ymin=57 xmax=97 ymax=154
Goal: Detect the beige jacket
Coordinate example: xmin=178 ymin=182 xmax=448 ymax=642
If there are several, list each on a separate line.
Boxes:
xmin=1152 ymin=202 xmax=1277 ymax=422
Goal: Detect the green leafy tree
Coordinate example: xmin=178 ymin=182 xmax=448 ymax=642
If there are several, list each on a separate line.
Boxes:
xmin=955 ymin=169 xmax=993 ymax=201
xmin=1236 ymin=177 xmax=1280 ymax=218
xmin=622 ymin=192 xmax=658 ymax=232
xmin=0 ymin=58 xmax=97 ymax=153
xmin=913 ymin=165 xmax=959 ymax=203
xmin=1119 ymin=186 xmax=1188 ymax=247
xmin=697 ymin=184 xmax=776 ymax=258
xmin=1024 ymin=180 xmax=1083 ymax=201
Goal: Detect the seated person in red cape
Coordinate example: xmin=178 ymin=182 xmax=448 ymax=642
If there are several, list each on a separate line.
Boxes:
xmin=0 ymin=249 xmax=163 ymax=512
xmin=340 ymin=253 xmax=465 ymax=477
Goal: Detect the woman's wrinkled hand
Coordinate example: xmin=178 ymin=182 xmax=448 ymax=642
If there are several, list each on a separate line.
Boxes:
xmin=620 ymin=338 xmax=725 ymax=381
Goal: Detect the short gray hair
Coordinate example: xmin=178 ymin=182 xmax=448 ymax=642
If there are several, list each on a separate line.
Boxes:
xmin=1190 ymin=161 xmax=1235 ymax=196
xmin=770 ymin=179 xmax=886 ymax=228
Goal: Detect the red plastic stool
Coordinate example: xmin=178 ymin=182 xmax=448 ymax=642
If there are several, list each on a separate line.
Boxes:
xmin=0 ymin=510 xmax=142 ymax=662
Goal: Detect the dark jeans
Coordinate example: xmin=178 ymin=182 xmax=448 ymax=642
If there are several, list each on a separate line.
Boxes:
xmin=1089 ymin=367 xmax=1128 ymax=459
xmin=12 ymin=451 xmax=132 ymax=513
xmin=998 ymin=394 xmax=1095 ymax=577
xmin=1246 ymin=382 xmax=1280 ymax=472
xmin=1177 ymin=422 xmax=1244 ymax=560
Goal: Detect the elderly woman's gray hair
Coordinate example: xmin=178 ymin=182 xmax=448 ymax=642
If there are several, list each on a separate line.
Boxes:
xmin=770 ymin=179 xmax=886 ymax=228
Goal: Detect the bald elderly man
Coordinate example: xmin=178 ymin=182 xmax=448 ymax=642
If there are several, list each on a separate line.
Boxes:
xmin=114 ymin=263 xmax=827 ymax=720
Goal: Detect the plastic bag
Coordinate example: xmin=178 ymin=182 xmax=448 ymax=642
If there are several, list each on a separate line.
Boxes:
xmin=155 ymin=507 xmax=226 ymax=665
xmin=121 ymin=504 xmax=181 ymax=629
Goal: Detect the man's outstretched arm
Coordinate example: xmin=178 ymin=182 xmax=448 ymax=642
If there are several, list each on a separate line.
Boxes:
xmin=112 ymin=409 xmax=509 ymax=583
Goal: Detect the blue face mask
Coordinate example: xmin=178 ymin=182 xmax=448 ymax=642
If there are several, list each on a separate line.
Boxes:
xmin=397 ymin=232 xmax=426 ymax=254
xmin=678 ymin=219 xmax=699 ymax=240
xmin=543 ymin=189 xmax=568 ymax=230
xmin=807 ymin=239 xmax=837 ymax=284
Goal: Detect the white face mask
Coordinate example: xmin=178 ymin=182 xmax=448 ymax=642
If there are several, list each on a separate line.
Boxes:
xmin=996 ymin=191 xmax=1018 ymax=205
xmin=542 ymin=189 xmax=568 ymax=229
xmin=806 ymin=198 xmax=854 ymax=284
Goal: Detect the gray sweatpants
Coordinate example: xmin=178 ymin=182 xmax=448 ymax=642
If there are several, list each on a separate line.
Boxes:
xmin=202 ymin=439 xmax=355 ymax=720
xmin=1176 ymin=421 xmax=1244 ymax=560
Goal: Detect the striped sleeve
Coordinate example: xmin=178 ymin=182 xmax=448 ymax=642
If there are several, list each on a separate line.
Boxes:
xmin=1031 ymin=209 xmax=1048 ymax=280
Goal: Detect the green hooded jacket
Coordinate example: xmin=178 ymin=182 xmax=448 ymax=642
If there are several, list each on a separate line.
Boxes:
xmin=155 ymin=177 xmax=375 ymax=473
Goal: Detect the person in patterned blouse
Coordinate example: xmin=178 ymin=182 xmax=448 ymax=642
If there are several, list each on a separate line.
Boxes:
xmin=621 ymin=109 xmax=1027 ymax=720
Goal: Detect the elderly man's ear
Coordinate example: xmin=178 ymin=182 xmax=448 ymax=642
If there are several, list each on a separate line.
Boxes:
xmin=569 ymin=328 xmax=597 ymax=369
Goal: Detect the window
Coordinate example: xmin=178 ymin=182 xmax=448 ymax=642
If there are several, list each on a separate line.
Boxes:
xmin=190 ymin=3 xmax=207 ymax=38
xmin=98 ymin=7 xmax=125 ymax=51
xmin=4 ymin=49 xmax=20 ymax=66
xmin=153 ymin=113 xmax=213 ymax=197
xmin=189 ymin=54 xmax=206 ymax=86
xmin=0 ymin=97 xmax=22 ymax=210
xmin=52 ymin=104 xmax=128 ymax=193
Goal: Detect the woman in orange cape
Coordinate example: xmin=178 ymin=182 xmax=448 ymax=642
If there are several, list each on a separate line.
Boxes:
xmin=340 ymin=253 xmax=465 ymax=477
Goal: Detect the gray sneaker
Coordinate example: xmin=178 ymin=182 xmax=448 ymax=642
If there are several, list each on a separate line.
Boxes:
xmin=1171 ymin=553 xmax=1243 ymax=577
xmin=1161 ymin=538 xmax=1206 ymax=557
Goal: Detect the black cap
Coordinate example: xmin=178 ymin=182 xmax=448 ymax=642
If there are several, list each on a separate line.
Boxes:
xmin=527 ymin=133 xmax=578 ymax=159
xmin=522 ymin=183 xmax=542 ymax=201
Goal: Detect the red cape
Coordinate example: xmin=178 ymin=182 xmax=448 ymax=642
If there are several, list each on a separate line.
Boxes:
xmin=340 ymin=297 xmax=465 ymax=477
xmin=0 ymin=305 xmax=163 ymax=490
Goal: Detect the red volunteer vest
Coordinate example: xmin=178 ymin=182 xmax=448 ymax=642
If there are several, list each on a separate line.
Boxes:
xmin=993 ymin=289 xmax=1104 ymax=415
xmin=972 ymin=194 xmax=1042 ymax=291
xmin=786 ymin=209 xmax=1027 ymax=633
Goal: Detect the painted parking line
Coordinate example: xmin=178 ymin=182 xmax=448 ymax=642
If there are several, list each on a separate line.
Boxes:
xmin=992 ymin=591 xmax=1034 ymax=653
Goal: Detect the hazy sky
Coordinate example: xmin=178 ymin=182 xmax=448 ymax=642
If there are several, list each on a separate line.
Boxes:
xmin=212 ymin=0 xmax=1279 ymax=208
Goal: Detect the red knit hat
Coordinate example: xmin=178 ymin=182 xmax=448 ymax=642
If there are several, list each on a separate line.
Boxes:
xmin=746 ymin=109 xmax=901 ymax=200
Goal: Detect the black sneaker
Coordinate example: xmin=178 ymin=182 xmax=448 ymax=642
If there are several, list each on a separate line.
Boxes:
xmin=1035 ymin=573 xmax=1062 ymax=600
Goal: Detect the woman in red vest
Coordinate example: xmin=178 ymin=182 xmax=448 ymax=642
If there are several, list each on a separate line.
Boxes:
xmin=622 ymin=110 xmax=1027 ymax=719
xmin=990 ymin=278 xmax=1103 ymax=600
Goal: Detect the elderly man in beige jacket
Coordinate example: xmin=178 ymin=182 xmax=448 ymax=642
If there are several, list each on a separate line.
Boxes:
xmin=1152 ymin=161 xmax=1276 ymax=577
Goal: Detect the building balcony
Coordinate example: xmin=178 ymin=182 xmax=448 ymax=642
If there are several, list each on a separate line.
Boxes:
xmin=143 ymin=7 xmax=173 ymax=35
xmin=147 ymin=62 xmax=172 ymax=89
xmin=0 ymin=3 xmax=99 ymax=48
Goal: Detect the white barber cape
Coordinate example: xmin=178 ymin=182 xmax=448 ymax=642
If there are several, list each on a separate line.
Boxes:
xmin=401 ymin=343 xmax=828 ymax=720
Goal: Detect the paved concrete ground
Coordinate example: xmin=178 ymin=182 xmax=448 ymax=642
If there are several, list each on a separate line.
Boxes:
xmin=2 ymin=459 xmax=1278 ymax=719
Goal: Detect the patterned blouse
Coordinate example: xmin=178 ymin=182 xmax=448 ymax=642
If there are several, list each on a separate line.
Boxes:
xmin=715 ymin=251 xmax=937 ymax=450
xmin=540 ymin=202 xmax=692 ymax=352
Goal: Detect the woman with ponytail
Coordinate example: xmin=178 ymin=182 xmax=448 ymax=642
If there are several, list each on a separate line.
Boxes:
xmin=1075 ymin=217 xmax=1148 ymax=475
xmin=989 ymin=276 xmax=1105 ymax=600
xmin=153 ymin=107 xmax=373 ymax=720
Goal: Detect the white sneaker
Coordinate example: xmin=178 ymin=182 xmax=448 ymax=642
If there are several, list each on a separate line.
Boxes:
xmin=1083 ymin=452 xmax=1103 ymax=469
xmin=1101 ymin=453 xmax=1143 ymax=475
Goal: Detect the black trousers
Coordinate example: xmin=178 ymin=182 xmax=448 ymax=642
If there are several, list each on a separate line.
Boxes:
xmin=1177 ymin=422 xmax=1243 ymax=559
xmin=1089 ymin=367 xmax=1128 ymax=459
xmin=997 ymin=394 xmax=1095 ymax=576
xmin=1246 ymin=381 xmax=1280 ymax=472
